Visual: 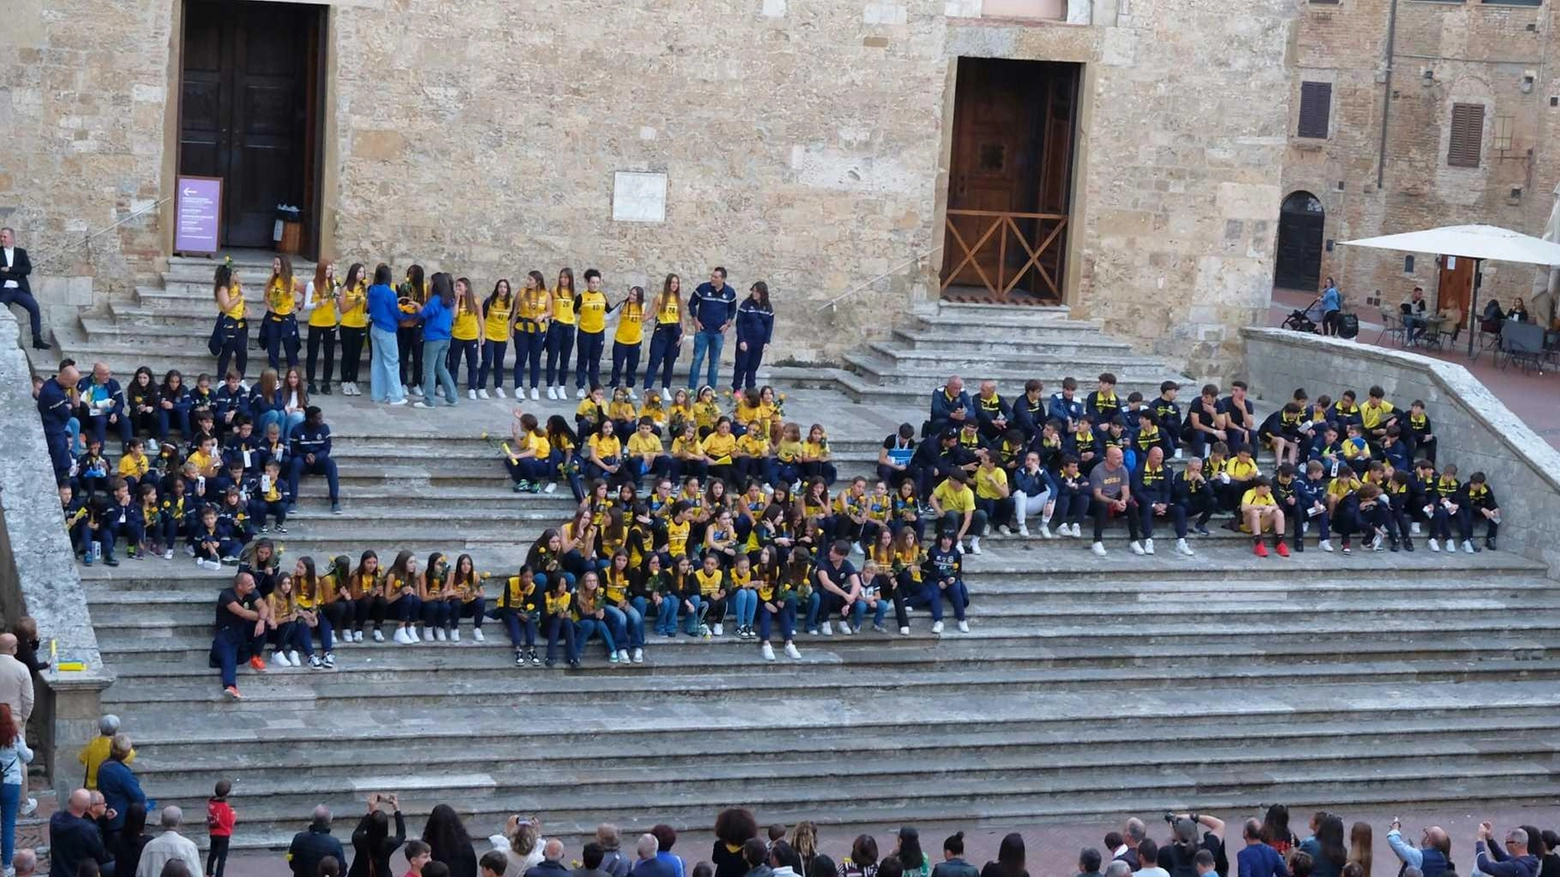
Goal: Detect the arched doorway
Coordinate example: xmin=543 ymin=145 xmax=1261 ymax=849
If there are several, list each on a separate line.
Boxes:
xmin=1275 ymin=191 xmax=1325 ymax=291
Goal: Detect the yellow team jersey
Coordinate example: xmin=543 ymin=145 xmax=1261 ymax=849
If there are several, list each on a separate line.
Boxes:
xmin=589 ymin=434 xmax=622 ymax=461
xmin=308 ymin=281 xmax=340 ymax=327
xmin=118 ymin=454 xmax=148 ymax=479
xmin=1242 ymin=488 xmax=1276 ymax=507
xmin=603 ymin=571 xmax=630 ymax=604
xmin=628 ymin=432 xmax=664 ymax=457
xmin=545 ymin=591 xmax=572 ymax=615
xmin=267 ymin=591 xmax=297 ymax=623
xmin=974 ymin=467 xmax=1007 ymax=500
xmin=219 ymin=282 xmax=246 ymax=321
xmin=666 ymin=519 xmax=691 ymax=557
xmin=737 ymin=433 xmax=770 ymax=457
xmin=484 ymin=296 xmax=514 ymax=341
xmin=693 ymin=401 xmax=721 ymax=432
xmin=1362 ymin=401 xmax=1396 ymax=430
xmin=339 ymin=282 xmax=368 ymax=329
xmin=608 ymin=400 xmax=637 ymax=422
xmin=577 ymin=290 xmax=609 ymax=334
xmin=528 ymin=431 xmax=552 ymax=459
xmin=187 ymin=449 xmax=217 ymax=475
xmin=654 ymin=296 xmax=681 ymax=326
xmin=551 ymin=287 xmax=577 ymax=325
xmin=267 ymin=278 xmax=297 ymax=316
xmin=803 ymin=439 xmax=829 ymax=459
xmin=515 ymin=288 xmax=548 ymax=334
xmin=1225 ymin=458 xmax=1260 ymax=480
xmin=695 ymin=568 xmax=725 ymax=597
xmin=295 ymin=577 xmax=320 ymax=610
xmin=452 ymin=298 xmax=481 ymax=341
xmin=933 ymin=480 xmax=976 ymax=513
xmin=776 ymin=439 xmax=804 ymax=463
xmin=614 ymin=300 xmax=645 ymax=346
xmin=701 ymin=433 xmax=737 ymax=464
xmin=669 ymin=402 xmax=694 ymax=424
xmin=672 ymin=435 xmax=702 ymax=458
xmin=502 ymin=576 xmax=535 ymax=609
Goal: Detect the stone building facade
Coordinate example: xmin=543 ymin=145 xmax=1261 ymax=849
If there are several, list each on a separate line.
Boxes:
xmin=1282 ymin=0 xmax=1560 ymax=326
xmin=1 ymin=0 xmax=1293 ymax=378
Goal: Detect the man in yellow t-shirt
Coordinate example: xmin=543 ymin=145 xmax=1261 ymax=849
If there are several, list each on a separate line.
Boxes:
xmin=929 ymin=470 xmax=986 ymax=555
xmin=626 ymin=417 xmax=668 ymax=488
xmin=1240 ymin=478 xmax=1289 ymax=558
xmin=972 ymin=456 xmax=1014 ymax=537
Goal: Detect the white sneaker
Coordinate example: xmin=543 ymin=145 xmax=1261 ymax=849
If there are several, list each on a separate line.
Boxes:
xmin=478 ymin=389 xmax=490 ymax=400
xmin=631 ymin=648 xmax=642 ymax=663
xmin=899 ymin=626 xmax=910 ymax=635
xmin=1446 ymin=540 xmax=1459 ymax=554
xmin=1174 ymin=448 xmax=1184 ymax=459
xmin=409 ymin=385 xmax=423 ymax=397
xmin=762 ymin=642 xmax=776 ymax=661
xmin=713 ymin=623 xmax=724 ymax=637
xmin=1091 ymin=541 xmax=1107 ymax=557
xmin=1411 ymin=522 xmax=1422 ymax=536
xmin=576 ymin=387 xmax=587 ymax=399
xmin=628 ymin=388 xmax=638 ymax=400
xmin=1017 ymin=524 xmax=1029 ymax=537
xmin=1319 ymin=539 xmax=1334 ymax=553
xmin=784 ymin=642 xmax=802 ymax=659
xmin=530 ymin=387 xmax=540 ymax=400
xmin=1037 ymin=524 xmax=1052 ymax=538
xmin=998 ymin=524 xmax=1011 ymax=535
xmin=372 ymin=629 xmax=384 ymax=642
xmin=412 ymin=400 xmax=433 ymax=409
xmin=450 ymin=628 xmax=461 ymax=642
xmin=388 ymin=398 xmax=408 ymax=407
xmin=393 ymin=628 xmax=409 ymax=644
xmin=1130 ymin=541 xmax=1146 ymax=556
xmin=1463 ymin=540 xmax=1476 ymax=553
xmin=287 ymin=649 xmax=301 ymax=666
xmin=1370 ymin=533 xmax=1384 ymax=551
xmin=434 ymin=628 xmax=447 ymax=642
xmin=1428 ymin=538 xmax=1441 ymax=552
xmin=496 ymin=387 xmax=507 ymax=398
xmin=162 ymin=550 xmax=173 ymax=560
xmin=1176 ymin=538 xmax=1194 ymax=556
xmin=20 ymin=797 xmax=37 ymax=817
xmin=472 ymin=628 xmax=484 ymax=642
xmin=932 ymin=620 xmax=944 ymax=634
xmin=820 ymin=621 xmax=833 ymax=636
xmin=547 ymin=386 xmax=559 ymax=400
xmin=840 ymin=623 xmax=854 ymax=636
xmin=408 ymin=627 xmax=422 ymax=643
xmin=543 ymin=482 xmax=558 ymax=494
xmin=1144 ymin=538 xmax=1156 ymax=555
xmin=468 ymin=389 xmax=478 ymax=400
xmin=205 ymin=559 xmax=223 ymax=571
xmin=273 ymin=651 xmax=292 ymax=667
xmin=617 ymin=649 xmax=631 ymax=664
xmin=968 ymin=536 xmax=982 ymax=555
xmin=957 ymin=620 xmax=969 ymax=633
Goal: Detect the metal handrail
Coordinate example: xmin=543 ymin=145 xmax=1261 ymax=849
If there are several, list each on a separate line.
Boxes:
xmin=30 ymin=196 xmax=171 ymax=273
xmin=814 ymin=245 xmax=943 ymax=313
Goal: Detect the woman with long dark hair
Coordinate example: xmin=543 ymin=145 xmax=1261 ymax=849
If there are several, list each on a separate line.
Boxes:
xmin=348 ymin=794 xmax=405 ymax=877
xmin=732 ymin=281 xmax=773 ymax=394
xmin=398 ymin=264 xmax=429 ymax=396
xmin=264 ymin=254 xmax=304 ymax=370
xmin=1301 ymin=815 xmax=1347 ymax=877
xmin=450 ymin=277 xmax=482 ymax=399
xmin=336 ymin=262 xmax=369 ymax=396
xmin=0 ymin=704 xmax=31 ymax=874
xmin=515 ymin=270 xmax=550 ymax=401
xmin=368 ymin=264 xmax=407 ymax=405
xmin=349 ymin=550 xmax=385 ymax=642
xmin=545 ymin=267 xmax=577 ymax=400
xmin=422 ymin=804 xmax=477 ymax=877
xmin=479 ymin=278 xmax=514 ymax=399
xmin=114 ymin=802 xmax=151 ymax=877
xmin=978 ymin=834 xmax=1026 ymax=877
xmin=417 ymin=272 xmax=459 ymax=408
xmin=609 ymin=284 xmax=647 ymax=396
xmin=643 ymin=274 xmax=684 ymax=399
xmin=303 ymin=261 xmax=340 ymax=394
xmin=211 ymin=263 xmax=248 ymax=381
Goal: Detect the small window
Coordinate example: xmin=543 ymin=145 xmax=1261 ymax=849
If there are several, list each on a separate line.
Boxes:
xmin=1297 ymin=82 xmax=1332 ymax=139
xmin=1309 ymin=0 xmax=1340 ymax=4
xmin=1448 ymin=103 xmax=1485 ymax=167
xmin=1482 ymin=0 xmax=1540 ymax=5
xmin=1493 ymin=114 xmax=1514 ymax=151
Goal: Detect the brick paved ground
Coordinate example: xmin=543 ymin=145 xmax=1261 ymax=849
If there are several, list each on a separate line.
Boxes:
xmin=1269 ymin=288 xmax=1560 ymax=450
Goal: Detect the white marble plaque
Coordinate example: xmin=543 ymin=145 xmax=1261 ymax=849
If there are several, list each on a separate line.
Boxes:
xmin=613 ymin=171 xmax=668 ymax=223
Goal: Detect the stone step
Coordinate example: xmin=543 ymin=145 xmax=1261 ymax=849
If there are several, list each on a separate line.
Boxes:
xmin=865 ymin=340 xmax=1168 ymax=372
xmin=96 ymin=658 xmax=1560 ymax=710
xmin=923 ymin=303 xmax=1078 ymax=325
xmin=115 ymin=708 xmax=1560 ymax=785
xmin=890 ymin=326 xmax=1135 ymax=356
xmin=843 ymin=350 xmax=1185 ymax=388
xmin=91 ymin=630 xmax=1559 ymax=677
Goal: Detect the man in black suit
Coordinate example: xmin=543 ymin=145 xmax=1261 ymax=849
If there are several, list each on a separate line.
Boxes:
xmin=0 ymin=227 xmax=49 ymax=349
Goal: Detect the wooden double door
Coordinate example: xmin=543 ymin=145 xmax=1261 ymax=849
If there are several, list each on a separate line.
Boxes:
xmin=179 ymin=0 xmax=322 ymax=250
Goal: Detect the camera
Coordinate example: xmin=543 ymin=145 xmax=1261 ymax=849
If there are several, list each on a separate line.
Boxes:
xmin=1164 ymin=812 xmax=1176 ymax=824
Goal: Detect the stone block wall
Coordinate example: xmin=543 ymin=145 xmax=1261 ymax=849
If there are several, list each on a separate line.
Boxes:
xmin=1283 ymin=0 xmax=1560 ymax=321
xmin=0 ymin=313 xmax=112 ymax=797
xmin=1244 ymin=326 xmax=1560 ymax=576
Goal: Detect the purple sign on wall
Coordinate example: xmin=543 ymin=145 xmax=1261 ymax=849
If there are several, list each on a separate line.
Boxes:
xmin=174 ymin=176 xmax=223 ymax=254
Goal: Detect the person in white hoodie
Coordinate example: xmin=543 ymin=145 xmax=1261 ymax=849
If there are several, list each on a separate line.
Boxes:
xmin=489 ymin=817 xmax=546 ymax=877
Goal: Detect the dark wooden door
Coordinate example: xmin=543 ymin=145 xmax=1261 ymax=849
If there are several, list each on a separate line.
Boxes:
xmin=1438 ymin=255 xmax=1475 ymax=327
xmin=945 ymin=59 xmax=1036 ymax=290
xmin=1275 ymin=191 xmax=1324 ymax=290
xmin=180 ymin=2 xmax=312 ymax=248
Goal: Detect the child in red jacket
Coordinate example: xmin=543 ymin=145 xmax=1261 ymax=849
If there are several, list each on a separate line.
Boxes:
xmin=207 ymin=779 xmax=237 ymax=877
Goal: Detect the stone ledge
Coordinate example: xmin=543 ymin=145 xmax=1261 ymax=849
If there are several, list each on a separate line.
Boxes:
xmin=1242 ymin=327 xmax=1560 ymax=575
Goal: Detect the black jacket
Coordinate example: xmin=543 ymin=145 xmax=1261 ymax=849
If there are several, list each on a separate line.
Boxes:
xmin=290 ymin=822 xmax=349 ymax=877
xmin=2 ymin=246 xmax=30 ymax=295
xmin=348 ymin=812 xmax=405 ymax=877
xmin=48 ymin=811 xmax=110 ymax=877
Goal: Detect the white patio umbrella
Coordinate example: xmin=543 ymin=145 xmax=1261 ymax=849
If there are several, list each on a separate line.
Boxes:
xmin=1339 ymin=224 xmax=1560 ymax=354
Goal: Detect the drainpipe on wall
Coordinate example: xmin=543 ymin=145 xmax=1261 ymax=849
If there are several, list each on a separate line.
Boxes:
xmin=1376 ymin=0 xmax=1400 ymax=190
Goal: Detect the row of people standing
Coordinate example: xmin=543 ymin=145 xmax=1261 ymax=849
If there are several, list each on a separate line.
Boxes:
xmin=207 ymin=261 xmax=777 ymax=404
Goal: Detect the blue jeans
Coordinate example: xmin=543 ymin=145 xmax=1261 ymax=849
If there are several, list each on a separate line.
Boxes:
xmin=260 ymin=410 xmax=305 ymax=446
xmin=757 ymin=597 xmax=797 ymax=642
xmin=515 ymin=330 xmax=546 ymax=390
xmin=480 ymin=339 xmax=508 ymax=390
xmin=1 ymin=781 xmax=20 ymax=868
xmin=687 ymin=331 xmax=725 ymax=390
xmin=684 ymin=595 xmax=709 ymax=635
xmin=575 ymin=330 xmax=605 ymax=390
xmin=369 ymin=326 xmax=405 ymax=403
xmin=804 ymin=591 xmax=822 ymax=632
xmin=448 ymin=338 xmax=479 ymax=389
xmin=605 ymin=604 xmax=644 ymax=649
xmin=732 ymin=588 xmax=758 ymax=628
xmin=653 ymin=596 xmax=679 ymax=636
xmin=422 ymin=338 xmax=457 ymax=404
xmin=575 ymin=617 xmax=615 ymax=659
xmin=545 ymin=323 xmax=575 ymax=387
xmin=644 ymin=324 xmax=681 ymax=391
xmin=497 ymin=609 xmax=537 ymax=649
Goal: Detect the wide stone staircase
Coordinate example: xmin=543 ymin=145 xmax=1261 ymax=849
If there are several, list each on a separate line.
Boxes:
xmin=74 ymin=418 xmax=1560 ymax=852
xmin=50 ymin=280 xmax=1560 ymax=851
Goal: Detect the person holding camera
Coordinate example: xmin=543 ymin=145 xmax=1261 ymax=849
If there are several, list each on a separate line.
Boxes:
xmin=348 ymin=794 xmax=405 ymax=877
xmin=1160 ymin=814 xmax=1226 ymax=877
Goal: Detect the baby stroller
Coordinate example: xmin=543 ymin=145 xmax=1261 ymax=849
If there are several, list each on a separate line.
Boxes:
xmin=1282 ymin=297 xmax=1321 ymax=333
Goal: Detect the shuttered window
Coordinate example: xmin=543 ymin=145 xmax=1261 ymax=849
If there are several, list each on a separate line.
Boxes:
xmin=1297 ymin=82 xmax=1331 ymax=139
xmin=1448 ymin=103 xmax=1485 ymax=168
